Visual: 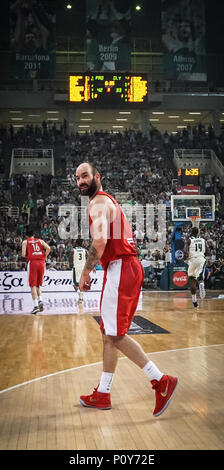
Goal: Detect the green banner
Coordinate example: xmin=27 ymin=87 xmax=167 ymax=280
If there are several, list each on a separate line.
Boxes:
xmin=86 ymin=0 xmax=131 ymax=72
xmin=161 ymin=0 xmax=207 ymax=81
xmin=10 ymin=0 xmax=56 ymax=79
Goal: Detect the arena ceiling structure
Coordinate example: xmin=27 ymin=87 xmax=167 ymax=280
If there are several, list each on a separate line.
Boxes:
xmin=3 ymin=108 xmax=223 ymax=134
xmin=1 ymin=0 xmax=224 ymax=135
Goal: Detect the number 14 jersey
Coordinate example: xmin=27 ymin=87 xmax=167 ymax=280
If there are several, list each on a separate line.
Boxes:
xmin=189 ymin=237 xmax=206 ymax=259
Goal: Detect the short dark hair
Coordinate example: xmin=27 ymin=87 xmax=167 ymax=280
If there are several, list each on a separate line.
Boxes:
xmin=191 ymin=227 xmax=199 ymax=237
xmin=26 ymin=227 xmax=34 ymax=237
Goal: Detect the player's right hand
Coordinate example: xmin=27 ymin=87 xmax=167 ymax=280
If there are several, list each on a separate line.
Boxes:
xmin=79 ymin=270 xmax=91 ymax=291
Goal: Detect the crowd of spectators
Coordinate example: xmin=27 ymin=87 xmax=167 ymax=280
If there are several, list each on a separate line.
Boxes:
xmin=0 ymin=123 xmax=224 ymax=288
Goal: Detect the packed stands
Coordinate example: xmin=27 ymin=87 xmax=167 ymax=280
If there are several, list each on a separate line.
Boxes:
xmin=0 ymin=122 xmax=224 ymax=288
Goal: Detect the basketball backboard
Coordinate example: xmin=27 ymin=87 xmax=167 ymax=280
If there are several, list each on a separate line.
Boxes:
xmin=171 ymin=195 xmax=215 ymax=222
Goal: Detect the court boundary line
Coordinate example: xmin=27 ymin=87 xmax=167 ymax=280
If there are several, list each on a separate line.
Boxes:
xmin=0 ymin=343 xmax=223 ymax=396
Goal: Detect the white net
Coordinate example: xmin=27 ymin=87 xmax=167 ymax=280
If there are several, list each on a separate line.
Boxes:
xmin=188 ymin=216 xmax=201 ymax=228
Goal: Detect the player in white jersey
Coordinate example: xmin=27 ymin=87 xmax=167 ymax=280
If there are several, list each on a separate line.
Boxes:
xmin=184 ymin=227 xmax=209 ymax=308
xmin=70 ymin=239 xmax=87 ymax=303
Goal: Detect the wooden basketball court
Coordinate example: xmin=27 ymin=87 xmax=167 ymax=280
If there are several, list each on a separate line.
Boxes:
xmin=0 ymin=290 xmax=224 ymax=450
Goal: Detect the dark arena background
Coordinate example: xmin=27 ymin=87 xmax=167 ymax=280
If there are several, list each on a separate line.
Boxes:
xmin=0 ymin=0 xmax=224 ymax=461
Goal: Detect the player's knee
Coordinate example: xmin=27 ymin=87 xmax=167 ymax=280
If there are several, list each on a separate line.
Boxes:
xmin=103 ymin=334 xmax=125 ymax=345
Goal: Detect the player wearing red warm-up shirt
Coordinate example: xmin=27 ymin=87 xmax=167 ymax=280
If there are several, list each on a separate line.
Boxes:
xmin=22 ymin=228 xmax=51 ymax=314
xmin=75 ymin=162 xmax=178 ymax=417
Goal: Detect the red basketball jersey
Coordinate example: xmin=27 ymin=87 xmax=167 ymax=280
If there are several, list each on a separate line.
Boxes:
xmin=26 ymin=237 xmax=46 ymax=262
xmin=89 ymin=191 xmax=137 ymax=270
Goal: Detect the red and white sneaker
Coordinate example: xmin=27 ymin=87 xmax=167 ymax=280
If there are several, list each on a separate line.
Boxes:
xmin=151 ymin=375 xmax=178 ymax=417
xmin=80 ymin=387 xmax=112 ymax=410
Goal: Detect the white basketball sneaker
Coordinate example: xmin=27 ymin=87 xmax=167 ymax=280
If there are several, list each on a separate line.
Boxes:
xmin=199 ymin=282 xmax=206 ymax=299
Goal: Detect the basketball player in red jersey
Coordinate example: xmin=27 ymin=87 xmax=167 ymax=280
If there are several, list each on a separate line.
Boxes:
xmin=22 ymin=228 xmax=51 ymax=314
xmin=76 ymin=162 xmax=178 ymax=417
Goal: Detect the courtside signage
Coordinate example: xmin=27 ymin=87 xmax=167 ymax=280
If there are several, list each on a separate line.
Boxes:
xmin=0 ymin=270 xmax=104 ymax=293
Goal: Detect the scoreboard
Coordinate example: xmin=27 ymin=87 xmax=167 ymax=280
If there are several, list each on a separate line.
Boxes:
xmin=69 ymin=73 xmax=148 ymax=105
xmin=178 ymin=168 xmax=200 ymax=186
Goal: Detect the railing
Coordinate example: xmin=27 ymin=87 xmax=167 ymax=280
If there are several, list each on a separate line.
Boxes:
xmin=13 ymin=148 xmax=53 ymax=158
xmin=173 ymin=148 xmax=213 ymax=173
xmin=0 ymin=206 xmax=19 ymax=218
xmin=174 ymin=149 xmax=213 ymax=160
xmin=10 ymin=148 xmax=54 ymax=177
xmin=46 ymin=204 xmax=59 ymax=218
xmin=173 ymin=148 xmax=224 ymax=183
xmin=114 ymin=192 xmax=131 ymax=204
xmin=0 ymin=261 xmax=70 ymax=271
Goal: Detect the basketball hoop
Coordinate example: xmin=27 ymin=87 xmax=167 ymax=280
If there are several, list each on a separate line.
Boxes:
xmin=188 ymin=215 xmax=201 ymax=228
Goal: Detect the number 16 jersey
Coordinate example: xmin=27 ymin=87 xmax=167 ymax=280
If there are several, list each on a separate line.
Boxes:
xmin=26 ymin=237 xmax=46 ymax=262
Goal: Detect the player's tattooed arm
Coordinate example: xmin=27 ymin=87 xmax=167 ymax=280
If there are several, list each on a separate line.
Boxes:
xmin=79 ymin=244 xmax=101 ymax=291
xmin=83 ymin=196 xmax=109 ymax=272
xmin=84 ymin=245 xmax=100 ymax=272
xmin=79 ymin=197 xmax=110 ymax=291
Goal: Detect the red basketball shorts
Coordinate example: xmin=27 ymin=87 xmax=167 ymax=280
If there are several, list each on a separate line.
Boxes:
xmin=28 ymin=260 xmax=45 ymax=287
xmin=100 ymin=256 xmax=144 ymax=336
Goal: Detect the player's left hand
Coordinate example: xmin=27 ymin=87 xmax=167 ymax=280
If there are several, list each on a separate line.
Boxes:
xmin=79 ymin=270 xmax=91 ymax=291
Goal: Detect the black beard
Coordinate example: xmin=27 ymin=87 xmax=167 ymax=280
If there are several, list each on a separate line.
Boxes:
xmin=79 ymin=177 xmax=98 ymax=197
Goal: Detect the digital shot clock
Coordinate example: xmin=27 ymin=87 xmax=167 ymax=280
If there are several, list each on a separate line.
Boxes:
xmin=178 ymin=168 xmax=200 ymax=186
